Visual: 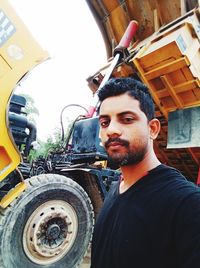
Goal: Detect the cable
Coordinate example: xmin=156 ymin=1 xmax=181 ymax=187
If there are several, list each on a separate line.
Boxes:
xmin=64 ymin=114 xmax=84 ymax=150
xmin=60 ymin=104 xmax=89 ymax=142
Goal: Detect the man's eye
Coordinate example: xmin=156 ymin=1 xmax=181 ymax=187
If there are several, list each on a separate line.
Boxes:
xmin=100 ymin=120 xmax=109 ymax=128
xmin=122 ymin=117 xmax=134 ymax=123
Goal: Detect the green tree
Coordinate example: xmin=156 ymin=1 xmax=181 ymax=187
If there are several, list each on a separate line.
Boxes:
xmin=18 ymin=94 xmax=76 ymax=161
xmin=20 ymin=93 xmax=39 ymax=124
xmin=28 ymin=119 xmax=73 ymax=162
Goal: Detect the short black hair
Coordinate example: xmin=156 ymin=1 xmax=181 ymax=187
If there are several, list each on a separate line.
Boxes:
xmin=98 ymin=77 xmax=155 ymax=121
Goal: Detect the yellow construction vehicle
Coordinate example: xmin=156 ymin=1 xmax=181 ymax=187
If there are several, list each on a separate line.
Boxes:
xmin=0 ymin=1 xmax=100 ymax=267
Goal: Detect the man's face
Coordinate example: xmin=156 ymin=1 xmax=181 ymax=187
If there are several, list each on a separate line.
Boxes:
xmin=99 ymin=93 xmax=151 ymax=166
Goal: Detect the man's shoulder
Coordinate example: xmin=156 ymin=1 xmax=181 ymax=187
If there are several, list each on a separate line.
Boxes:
xmin=152 ymin=164 xmax=191 ymax=184
xmin=151 ymin=163 xmax=184 ymax=177
xmin=155 ymin=164 xmax=200 ymax=199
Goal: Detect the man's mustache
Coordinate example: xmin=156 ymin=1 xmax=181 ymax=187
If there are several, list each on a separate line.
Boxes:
xmin=104 ymin=137 xmax=129 ymax=148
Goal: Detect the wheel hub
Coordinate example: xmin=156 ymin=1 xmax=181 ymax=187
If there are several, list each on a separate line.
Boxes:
xmin=23 ymin=200 xmax=78 ymax=265
xmin=46 ymin=223 xmax=61 ymax=240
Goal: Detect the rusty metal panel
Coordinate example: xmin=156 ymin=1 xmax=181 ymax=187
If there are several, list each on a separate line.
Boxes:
xmin=167 ymin=106 xmax=200 ymax=148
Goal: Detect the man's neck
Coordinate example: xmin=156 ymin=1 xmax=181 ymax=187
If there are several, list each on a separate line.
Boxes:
xmin=119 ymin=151 xmax=160 ymax=194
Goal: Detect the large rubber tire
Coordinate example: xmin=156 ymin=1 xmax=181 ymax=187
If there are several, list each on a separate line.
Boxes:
xmin=0 ymin=174 xmax=94 ymax=268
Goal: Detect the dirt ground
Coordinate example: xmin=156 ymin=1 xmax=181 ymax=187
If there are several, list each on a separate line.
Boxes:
xmin=80 ymin=256 xmax=90 ymax=268
xmin=79 ymin=247 xmax=91 ymax=268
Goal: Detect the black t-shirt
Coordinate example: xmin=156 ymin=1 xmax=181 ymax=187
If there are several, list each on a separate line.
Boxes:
xmin=91 ymin=164 xmax=200 ymax=268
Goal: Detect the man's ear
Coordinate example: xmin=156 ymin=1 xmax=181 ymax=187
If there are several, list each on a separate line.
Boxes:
xmin=149 ymin=118 xmax=160 ymax=140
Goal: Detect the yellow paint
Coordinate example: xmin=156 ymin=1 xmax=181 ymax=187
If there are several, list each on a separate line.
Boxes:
xmin=0 ymin=0 xmax=49 ymax=183
xmin=0 ymin=182 xmax=26 ymax=208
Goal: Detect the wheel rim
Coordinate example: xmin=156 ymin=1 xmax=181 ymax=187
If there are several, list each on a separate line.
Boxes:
xmin=23 ymin=200 xmax=78 ymax=265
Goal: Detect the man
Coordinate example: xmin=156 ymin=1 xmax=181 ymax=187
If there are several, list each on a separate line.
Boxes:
xmin=90 ymin=77 xmax=200 ymax=268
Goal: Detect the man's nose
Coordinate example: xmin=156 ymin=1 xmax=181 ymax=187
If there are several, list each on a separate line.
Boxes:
xmin=106 ymin=121 xmax=122 ymax=137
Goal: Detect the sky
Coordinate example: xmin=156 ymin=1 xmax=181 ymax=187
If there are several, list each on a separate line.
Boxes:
xmin=9 ymin=0 xmax=107 ymax=140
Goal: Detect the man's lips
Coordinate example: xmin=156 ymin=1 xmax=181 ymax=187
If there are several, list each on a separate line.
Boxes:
xmin=105 ymin=138 xmax=129 ymax=149
xmin=106 ymin=142 xmax=124 ymax=148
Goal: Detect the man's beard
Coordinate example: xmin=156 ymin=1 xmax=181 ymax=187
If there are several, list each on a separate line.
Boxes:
xmin=105 ymin=137 xmax=147 ymax=167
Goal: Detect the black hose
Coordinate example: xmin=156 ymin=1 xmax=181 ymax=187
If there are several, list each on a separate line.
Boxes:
xmin=60 ymin=104 xmax=88 ymax=142
xmin=24 ymin=121 xmax=37 ymax=156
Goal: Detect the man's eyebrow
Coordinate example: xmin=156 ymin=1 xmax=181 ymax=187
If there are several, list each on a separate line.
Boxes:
xmin=118 ymin=111 xmax=138 ymax=116
xmin=99 ymin=111 xmax=138 ymax=121
xmin=99 ymin=115 xmax=109 ymax=120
